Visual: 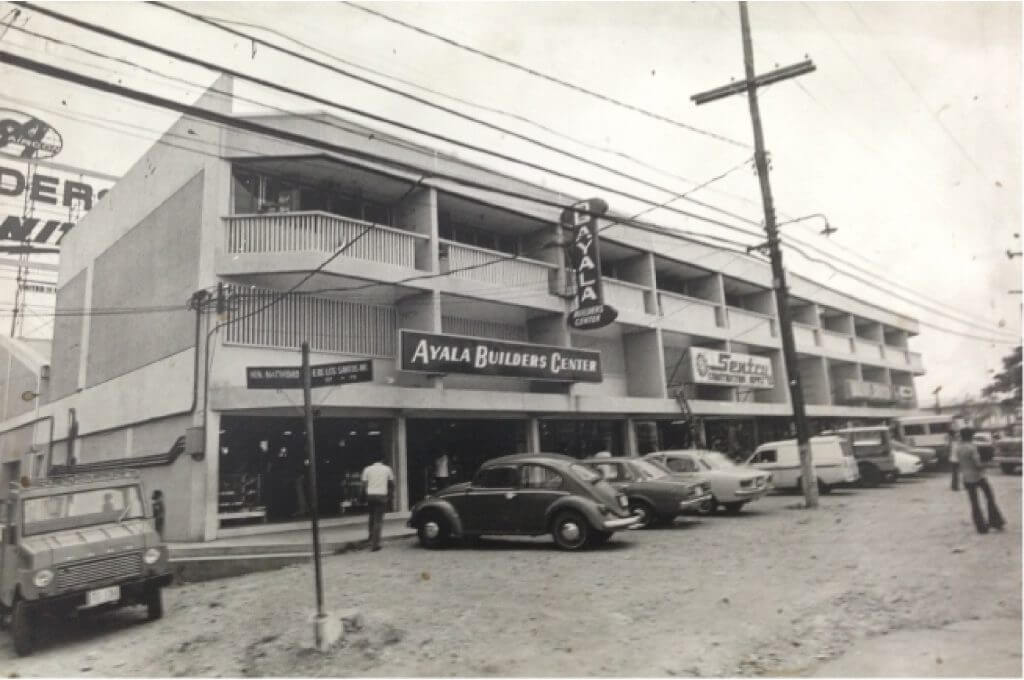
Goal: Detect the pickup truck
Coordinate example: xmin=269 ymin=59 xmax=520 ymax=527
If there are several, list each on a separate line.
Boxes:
xmin=993 ymin=437 xmax=1023 ymax=474
xmin=0 ymin=470 xmax=171 ymax=655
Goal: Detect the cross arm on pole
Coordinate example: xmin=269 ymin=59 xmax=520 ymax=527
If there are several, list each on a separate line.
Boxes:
xmin=691 ymin=59 xmax=816 ymax=106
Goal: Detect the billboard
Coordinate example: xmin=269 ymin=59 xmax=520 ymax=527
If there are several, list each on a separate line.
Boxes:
xmin=564 ymin=198 xmax=617 ymax=330
xmin=686 ymin=347 xmax=775 ymax=389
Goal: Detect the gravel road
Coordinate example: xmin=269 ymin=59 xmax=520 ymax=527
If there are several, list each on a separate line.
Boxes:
xmin=2 ymin=471 xmax=1020 ymax=677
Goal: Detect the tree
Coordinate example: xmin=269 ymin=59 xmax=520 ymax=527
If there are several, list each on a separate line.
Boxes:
xmin=982 ymin=345 xmax=1022 ymax=406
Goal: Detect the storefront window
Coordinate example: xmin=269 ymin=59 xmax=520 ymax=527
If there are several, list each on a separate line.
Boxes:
xmin=539 ymin=420 xmax=624 ymax=459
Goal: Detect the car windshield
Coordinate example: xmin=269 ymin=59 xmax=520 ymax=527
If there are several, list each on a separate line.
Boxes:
xmin=22 ymin=485 xmax=146 ymax=536
xmin=698 ymin=452 xmax=735 ymax=470
xmin=570 ymin=464 xmax=602 ymax=483
xmin=631 ymin=460 xmax=670 ymax=480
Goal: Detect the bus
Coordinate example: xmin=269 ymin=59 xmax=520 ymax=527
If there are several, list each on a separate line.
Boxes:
xmin=894 ymin=415 xmax=954 ymax=465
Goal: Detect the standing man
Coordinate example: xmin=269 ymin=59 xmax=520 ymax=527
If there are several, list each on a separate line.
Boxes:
xmin=361 ymin=453 xmax=395 ymax=552
xmin=949 ymin=431 xmax=960 ymax=491
xmin=434 ymin=451 xmax=450 ymax=491
xmin=956 ymin=427 xmax=1005 ymax=534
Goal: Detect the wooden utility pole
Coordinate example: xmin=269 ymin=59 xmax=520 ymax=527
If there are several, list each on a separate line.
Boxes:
xmin=692 ymin=1 xmax=819 ymax=507
xmin=301 ymin=342 xmax=326 ymax=618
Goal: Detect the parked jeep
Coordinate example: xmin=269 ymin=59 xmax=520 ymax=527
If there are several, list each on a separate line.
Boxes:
xmin=0 ymin=470 xmax=171 ymax=655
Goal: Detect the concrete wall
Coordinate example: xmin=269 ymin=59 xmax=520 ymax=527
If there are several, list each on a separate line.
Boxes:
xmin=48 ymin=269 xmax=86 ymax=401
xmin=87 ymin=173 xmax=202 ymax=386
xmin=0 ymin=340 xmax=42 ymax=421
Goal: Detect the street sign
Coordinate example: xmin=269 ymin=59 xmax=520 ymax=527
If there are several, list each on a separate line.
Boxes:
xmin=246 ymin=359 xmax=373 ymax=389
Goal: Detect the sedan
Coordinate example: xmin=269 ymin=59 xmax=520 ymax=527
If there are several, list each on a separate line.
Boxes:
xmin=408 ymin=453 xmax=640 ymax=550
xmin=644 ymin=450 xmax=772 ymax=513
xmin=580 ymin=456 xmax=711 ymax=528
xmin=892 ymin=440 xmax=937 ymax=468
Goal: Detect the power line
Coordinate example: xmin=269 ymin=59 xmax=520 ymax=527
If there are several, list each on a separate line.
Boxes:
xmin=341 ymin=1 xmax=750 ymax=149
xmin=9 ymin=9 xmax=1008 ymax=336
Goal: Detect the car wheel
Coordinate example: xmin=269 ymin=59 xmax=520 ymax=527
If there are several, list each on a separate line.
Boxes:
xmin=817 ymin=478 xmax=832 ymax=495
xmin=723 ymin=501 xmax=746 ymax=514
xmin=12 ymin=598 xmax=35 ymax=657
xmin=699 ymin=497 xmax=718 ymax=514
xmin=417 ymin=513 xmax=451 ymax=549
xmin=145 ymin=587 xmax=163 ymax=621
xmin=551 ymin=511 xmax=590 ymax=550
xmin=588 ymin=530 xmax=612 ymax=547
xmin=858 ymin=464 xmax=881 ymax=487
xmin=628 ymin=501 xmax=655 ymax=529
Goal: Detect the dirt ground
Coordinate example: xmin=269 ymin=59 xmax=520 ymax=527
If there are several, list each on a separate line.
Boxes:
xmin=2 ymin=471 xmax=1020 ymax=677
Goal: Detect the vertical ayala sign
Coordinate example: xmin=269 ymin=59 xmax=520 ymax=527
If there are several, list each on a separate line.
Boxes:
xmin=565 ymin=198 xmax=618 ymax=330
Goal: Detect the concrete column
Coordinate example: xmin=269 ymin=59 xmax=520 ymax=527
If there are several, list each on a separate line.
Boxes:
xmin=395 ymin=186 xmax=438 ymax=273
xmin=624 ymin=329 xmax=667 ymax=398
xmin=201 ymin=409 xmax=220 ymax=541
xmin=820 ymin=357 xmax=833 ymax=406
xmin=76 ymin=264 xmax=94 ymax=389
xmin=397 ymin=291 xmax=442 ymax=388
xmin=526 ymin=417 xmax=541 ymax=453
xmin=394 ymin=415 xmax=409 ymax=512
xmin=622 ymin=418 xmax=638 ymax=457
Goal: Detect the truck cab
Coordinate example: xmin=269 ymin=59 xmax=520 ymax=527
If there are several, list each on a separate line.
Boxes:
xmin=0 ymin=470 xmax=171 ymax=655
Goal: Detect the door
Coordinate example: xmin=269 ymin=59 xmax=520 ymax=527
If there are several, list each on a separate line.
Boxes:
xmin=513 ymin=464 xmax=569 ymax=534
xmin=450 ymin=466 xmax=519 ymax=533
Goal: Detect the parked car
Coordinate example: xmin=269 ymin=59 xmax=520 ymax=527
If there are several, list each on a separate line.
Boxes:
xmin=580 ymin=457 xmax=711 ymax=528
xmin=891 ymin=440 xmax=938 ymax=468
xmin=993 ymin=436 xmax=1022 ymax=474
xmin=643 ymin=450 xmax=771 ymax=513
xmin=893 ymin=449 xmax=923 ymax=476
xmin=746 ymin=435 xmax=860 ymax=494
xmin=408 ymin=453 xmax=640 ymax=550
xmin=821 ymin=427 xmax=898 ymax=485
xmin=972 ymin=431 xmax=996 ymax=463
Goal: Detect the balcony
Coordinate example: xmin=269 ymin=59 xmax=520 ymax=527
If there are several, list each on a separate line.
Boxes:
xmin=909 ymin=351 xmax=924 ymax=374
xmin=440 ymin=240 xmax=556 ymax=289
xmin=854 ymin=338 xmax=885 ymax=362
xmin=224 ymin=211 xmax=426 ymax=269
xmin=822 ymin=329 xmax=853 ymax=355
xmin=603 ymin=278 xmax=650 ymax=314
xmin=657 ymin=291 xmax=723 ymax=337
xmin=793 ymin=322 xmax=818 ymax=353
xmin=727 ymin=307 xmax=777 ymax=346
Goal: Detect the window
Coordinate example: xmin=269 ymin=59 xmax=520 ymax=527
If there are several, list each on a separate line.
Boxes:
xmin=592 ymin=462 xmax=626 ymax=482
xmin=929 ymin=422 xmax=951 ymax=434
xmin=752 ymin=449 xmax=777 ymax=464
xmin=474 ymin=466 xmax=518 ymax=489
xmin=666 ymin=456 xmax=697 ymax=473
xmin=232 ymin=170 xmax=261 ymax=213
xmin=902 ymin=424 xmax=926 ymax=436
xmin=22 ymin=485 xmax=145 ymax=536
xmin=520 ymin=465 xmax=564 ymax=490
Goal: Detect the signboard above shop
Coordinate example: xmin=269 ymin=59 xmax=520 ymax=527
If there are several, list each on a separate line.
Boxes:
xmin=399 ymin=330 xmax=602 ymax=383
xmin=840 ymin=379 xmax=915 ymax=404
xmin=246 ymin=359 xmax=373 ymax=389
xmin=685 ymin=347 xmax=775 ymax=389
xmin=564 ymin=198 xmax=618 ymax=331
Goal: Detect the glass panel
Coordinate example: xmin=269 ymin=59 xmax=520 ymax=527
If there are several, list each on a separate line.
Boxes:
xmin=478 ymin=467 xmax=518 ymax=488
xmin=232 ymin=170 xmax=260 ymax=213
xmin=23 ymin=486 xmax=145 ymax=536
xmin=520 ymin=465 xmax=563 ymax=490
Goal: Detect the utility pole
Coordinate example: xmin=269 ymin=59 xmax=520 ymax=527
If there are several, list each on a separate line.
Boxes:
xmin=692 ymin=1 xmax=819 ymax=508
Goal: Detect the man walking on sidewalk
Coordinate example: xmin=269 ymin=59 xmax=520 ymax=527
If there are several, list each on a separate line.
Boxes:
xmin=957 ymin=427 xmax=1005 ymax=534
xmin=361 ymin=453 xmax=395 ymax=552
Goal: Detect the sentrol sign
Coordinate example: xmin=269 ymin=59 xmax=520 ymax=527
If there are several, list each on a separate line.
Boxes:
xmin=400 ymin=330 xmax=602 ymax=382
xmin=564 ymin=198 xmax=618 ymax=330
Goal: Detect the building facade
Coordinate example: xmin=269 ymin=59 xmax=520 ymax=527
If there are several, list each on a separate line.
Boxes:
xmin=0 ymin=78 xmax=926 ymax=541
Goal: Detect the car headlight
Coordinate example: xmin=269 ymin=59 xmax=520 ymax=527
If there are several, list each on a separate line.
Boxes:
xmin=33 ymin=569 xmax=54 ymax=588
xmin=143 ymin=547 xmax=162 ymax=565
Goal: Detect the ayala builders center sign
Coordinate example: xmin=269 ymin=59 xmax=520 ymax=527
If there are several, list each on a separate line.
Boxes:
xmin=565 ymin=198 xmax=618 ymax=330
xmin=686 ymin=347 xmax=775 ymax=389
xmin=400 ymin=330 xmax=602 ymax=382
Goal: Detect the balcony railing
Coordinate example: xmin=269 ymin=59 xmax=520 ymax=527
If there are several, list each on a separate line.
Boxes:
xmin=793 ymin=322 xmax=818 ymax=351
xmin=224 ymin=211 xmax=425 ymax=269
xmin=657 ymin=291 xmax=721 ymax=332
xmin=854 ymin=338 xmax=885 ymax=361
xmin=727 ymin=307 xmax=777 ymax=344
xmin=440 ymin=240 xmax=556 ymax=290
xmin=603 ymin=278 xmax=649 ymax=313
xmin=822 ymin=329 xmax=853 ymax=354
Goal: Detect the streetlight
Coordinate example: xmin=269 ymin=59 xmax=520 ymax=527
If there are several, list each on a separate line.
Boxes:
xmin=777 ymin=213 xmax=837 ymax=237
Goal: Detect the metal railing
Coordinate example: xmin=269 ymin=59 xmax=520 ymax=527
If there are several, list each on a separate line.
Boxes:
xmin=224 ymin=211 xmax=425 ymax=269
xmin=440 ymin=240 xmax=556 ymax=289
xmin=602 ymin=278 xmax=649 ymax=313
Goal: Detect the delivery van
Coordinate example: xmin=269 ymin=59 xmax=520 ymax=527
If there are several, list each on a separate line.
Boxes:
xmin=745 ymin=435 xmax=859 ymax=494
xmin=823 ymin=426 xmax=898 ymax=486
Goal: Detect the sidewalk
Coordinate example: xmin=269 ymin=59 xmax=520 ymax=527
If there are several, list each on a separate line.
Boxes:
xmin=168 ymin=516 xmax=417 ymax=582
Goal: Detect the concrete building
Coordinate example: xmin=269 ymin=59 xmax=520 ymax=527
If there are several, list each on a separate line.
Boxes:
xmin=0 ymin=78 xmax=926 ymax=541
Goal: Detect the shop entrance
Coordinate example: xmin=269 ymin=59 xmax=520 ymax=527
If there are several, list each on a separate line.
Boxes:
xmin=218 ymin=416 xmax=393 ymax=525
xmin=406 ymin=419 xmax=527 ymax=505
xmin=538 ymin=419 xmax=625 ymax=459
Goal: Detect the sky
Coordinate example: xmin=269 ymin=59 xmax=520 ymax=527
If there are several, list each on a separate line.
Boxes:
xmin=0 ymin=1 xmax=1020 ymax=405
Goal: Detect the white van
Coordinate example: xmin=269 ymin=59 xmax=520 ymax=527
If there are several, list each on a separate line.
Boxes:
xmin=745 ymin=436 xmax=859 ymax=493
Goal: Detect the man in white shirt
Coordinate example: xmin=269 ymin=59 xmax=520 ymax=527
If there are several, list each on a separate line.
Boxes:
xmin=361 ymin=455 xmax=395 ymax=552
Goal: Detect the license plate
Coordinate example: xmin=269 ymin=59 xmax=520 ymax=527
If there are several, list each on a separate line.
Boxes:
xmin=84 ymin=585 xmax=120 ymax=608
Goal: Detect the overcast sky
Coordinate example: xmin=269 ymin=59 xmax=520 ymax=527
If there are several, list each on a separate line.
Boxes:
xmin=1 ymin=1 xmax=1020 ymax=404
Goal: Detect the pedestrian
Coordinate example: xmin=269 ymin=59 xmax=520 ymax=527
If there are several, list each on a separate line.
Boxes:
xmin=434 ymin=451 xmax=450 ymax=490
xmin=949 ymin=431 xmax=960 ymax=491
xmin=956 ymin=427 xmax=1005 ymax=534
xmin=151 ymin=490 xmax=165 ymax=538
xmin=360 ymin=453 xmax=395 ymax=552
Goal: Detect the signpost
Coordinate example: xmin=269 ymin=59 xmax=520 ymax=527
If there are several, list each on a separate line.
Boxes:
xmin=245 ymin=350 xmax=372 ymax=651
